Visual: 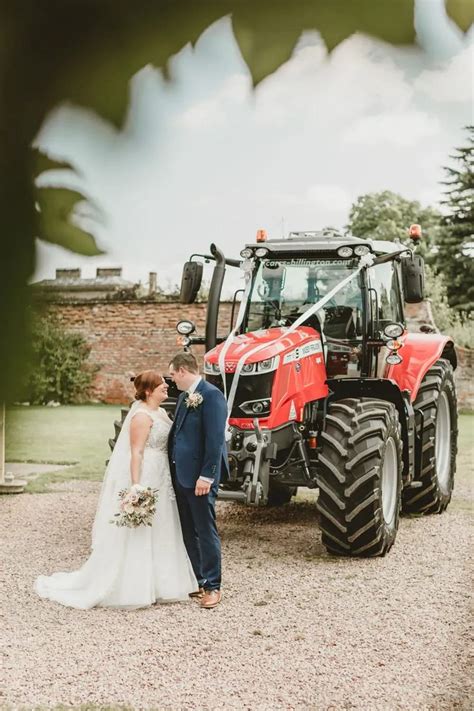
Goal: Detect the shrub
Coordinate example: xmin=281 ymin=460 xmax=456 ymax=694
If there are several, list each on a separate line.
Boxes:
xmin=425 ymin=266 xmax=473 ymax=349
xmin=25 ymin=313 xmax=97 ymax=404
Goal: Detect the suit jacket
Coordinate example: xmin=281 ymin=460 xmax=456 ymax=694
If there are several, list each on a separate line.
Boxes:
xmin=168 ymin=379 xmax=229 ymax=488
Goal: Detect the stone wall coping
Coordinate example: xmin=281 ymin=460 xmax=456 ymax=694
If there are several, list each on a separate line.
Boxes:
xmin=31 ymin=296 xmax=234 ymax=305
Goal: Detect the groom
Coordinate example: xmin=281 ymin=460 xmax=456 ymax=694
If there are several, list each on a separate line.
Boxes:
xmin=168 ymin=352 xmax=228 ymax=609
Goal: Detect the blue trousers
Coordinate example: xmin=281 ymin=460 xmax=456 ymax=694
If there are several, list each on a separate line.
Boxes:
xmin=173 ymin=478 xmax=221 ymax=591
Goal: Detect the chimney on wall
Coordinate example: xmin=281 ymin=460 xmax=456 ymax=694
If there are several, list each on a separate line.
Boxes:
xmin=56 ymin=268 xmax=81 ymax=279
xmin=96 ymin=268 xmax=122 ymax=278
xmin=149 ymin=272 xmax=157 ymax=295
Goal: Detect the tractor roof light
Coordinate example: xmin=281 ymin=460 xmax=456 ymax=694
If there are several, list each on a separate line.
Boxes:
xmin=256 ymin=229 xmax=268 ymax=243
xmin=409 ymin=224 xmax=422 ymax=242
xmin=354 ymin=245 xmax=370 ymax=256
xmin=337 ymin=246 xmax=354 ymax=258
xmin=255 ymin=247 xmax=269 ymax=258
xmin=240 ymin=247 xmax=253 ymax=259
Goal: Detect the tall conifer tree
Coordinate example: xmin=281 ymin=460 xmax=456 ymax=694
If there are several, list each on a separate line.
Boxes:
xmin=438 ymin=126 xmax=474 ymax=313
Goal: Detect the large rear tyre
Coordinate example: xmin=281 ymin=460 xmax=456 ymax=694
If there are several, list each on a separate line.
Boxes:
xmin=402 ymin=359 xmax=457 ymax=515
xmin=317 ymin=398 xmax=403 ymax=557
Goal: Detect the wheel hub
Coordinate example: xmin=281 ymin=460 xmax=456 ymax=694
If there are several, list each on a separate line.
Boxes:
xmin=435 ymin=391 xmax=451 ymax=493
xmin=381 ymin=437 xmax=398 ymax=527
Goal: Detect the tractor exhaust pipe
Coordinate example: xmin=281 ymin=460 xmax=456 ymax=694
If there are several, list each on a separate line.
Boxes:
xmin=205 ymin=243 xmax=226 ymax=352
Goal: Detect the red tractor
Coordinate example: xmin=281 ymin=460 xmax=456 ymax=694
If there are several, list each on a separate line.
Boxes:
xmin=173 ymin=228 xmax=458 ymax=557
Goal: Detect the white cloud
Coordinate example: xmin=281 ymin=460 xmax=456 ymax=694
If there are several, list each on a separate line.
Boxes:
xmin=305 ymin=184 xmax=353 ymax=211
xmin=178 ymin=74 xmax=250 ymax=128
xmin=255 ymin=34 xmax=414 ymax=128
xmin=414 ymin=45 xmax=474 ymax=102
xmin=344 ymin=111 xmax=440 ymax=146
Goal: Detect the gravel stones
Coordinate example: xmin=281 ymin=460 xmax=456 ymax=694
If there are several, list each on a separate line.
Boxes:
xmin=0 ymin=482 xmax=472 ymax=710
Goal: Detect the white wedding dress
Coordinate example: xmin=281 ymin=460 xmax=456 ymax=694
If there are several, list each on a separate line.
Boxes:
xmin=34 ymin=403 xmax=197 ymax=609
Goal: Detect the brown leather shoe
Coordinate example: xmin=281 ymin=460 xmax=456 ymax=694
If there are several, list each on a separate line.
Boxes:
xmin=189 ymin=587 xmax=204 ymax=600
xmin=200 ymin=589 xmax=222 ymax=609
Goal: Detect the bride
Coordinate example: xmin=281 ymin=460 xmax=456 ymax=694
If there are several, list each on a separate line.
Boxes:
xmin=34 ymin=370 xmax=197 ymax=609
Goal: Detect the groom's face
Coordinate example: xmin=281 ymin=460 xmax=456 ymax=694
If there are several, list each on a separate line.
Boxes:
xmin=169 ymin=365 xmax=188 ymax=391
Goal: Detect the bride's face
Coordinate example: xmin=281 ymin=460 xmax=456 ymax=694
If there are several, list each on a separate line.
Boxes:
xmin=148 ymin=380 xmax=168 ymax=404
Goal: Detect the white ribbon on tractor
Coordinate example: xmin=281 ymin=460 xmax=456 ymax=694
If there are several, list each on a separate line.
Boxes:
xmin=219 ymin=252 xmax=375 ymax=438
xmin=217 ymin=258 xmax=255 ymax=402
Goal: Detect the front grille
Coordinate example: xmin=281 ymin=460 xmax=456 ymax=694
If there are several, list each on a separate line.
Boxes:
xmin=207 ymin=372 xmax=274 ymax=418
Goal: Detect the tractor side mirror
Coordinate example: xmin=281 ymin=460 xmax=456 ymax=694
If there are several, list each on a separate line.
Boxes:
xmin=180 ymin=261 xmax=203 ymax=304
xmin=400 ymin=253 xmax=425 ymax=303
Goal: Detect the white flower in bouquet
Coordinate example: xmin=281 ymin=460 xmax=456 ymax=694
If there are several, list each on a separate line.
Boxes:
xmin=110 ymin=486 xmax=158 ymax=528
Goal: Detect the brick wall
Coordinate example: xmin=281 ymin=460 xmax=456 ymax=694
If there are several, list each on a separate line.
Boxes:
xmin=38 ymin=298 xmax=474 ymax=409
xmin=44 ymin=300 xmax=233 ymax=403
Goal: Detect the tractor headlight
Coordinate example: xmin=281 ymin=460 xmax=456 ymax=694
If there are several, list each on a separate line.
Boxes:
xmin=239 ymin=399 xmax=272 ymax=416
xmin=337 ymin=246 xmax=354 ymax=258
xmin=203 ymin=361 xmax=221 ymax=375
xmin=255 ymin=247 xmax=269 ymax=258
xmin=240 ymin=248 xmax=253 ymax=259
xmin=241 ymin=363 xmax=256 ymax=374
xmin=257 ymin=357 xmax=277 ymax=372
xmin=386 ymin=353 xmax=403 ymax=365
xmin=383 ymin=322 xmax=404 ymax=339
xmin=354 ymin=245 xmax=370 ymax=256
xmin=176 ymin=320 xmax=196 ymax=335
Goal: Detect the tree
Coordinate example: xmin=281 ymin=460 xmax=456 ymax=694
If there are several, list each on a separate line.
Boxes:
xmin=347 ymin=190 xmax=442 ymax=259
xmin=25 ymin=314 xmax=97 ymax=405
xmin=436 ymin=126 xmax=474 ymax=313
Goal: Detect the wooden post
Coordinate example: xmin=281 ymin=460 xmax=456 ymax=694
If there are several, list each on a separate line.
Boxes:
xmin=0 ymin=404 xmax=26 ymax=494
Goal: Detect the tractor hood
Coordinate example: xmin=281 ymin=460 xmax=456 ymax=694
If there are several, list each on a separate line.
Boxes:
xmin=205 ymin=326 xmax=321 ymax=370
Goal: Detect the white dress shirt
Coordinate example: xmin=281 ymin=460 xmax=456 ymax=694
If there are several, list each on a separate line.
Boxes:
xmin=186 ymin=377 xmax=214 ymax=485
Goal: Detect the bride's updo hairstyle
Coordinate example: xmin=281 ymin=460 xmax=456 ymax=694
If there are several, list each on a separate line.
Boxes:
xmin=132 ymin=370 xmax=163 ymax=401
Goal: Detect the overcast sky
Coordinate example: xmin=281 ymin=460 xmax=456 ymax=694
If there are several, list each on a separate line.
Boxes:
xmin=34 ymin=0 xmax=473 ymax=295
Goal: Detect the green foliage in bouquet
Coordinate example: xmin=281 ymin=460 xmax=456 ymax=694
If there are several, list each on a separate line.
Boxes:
xmin=25 ymin=314 xmax=98 ymax=405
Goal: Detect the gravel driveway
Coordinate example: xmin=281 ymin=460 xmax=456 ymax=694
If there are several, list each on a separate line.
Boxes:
xmin=1 ymin=479 xmax=472 ymax=710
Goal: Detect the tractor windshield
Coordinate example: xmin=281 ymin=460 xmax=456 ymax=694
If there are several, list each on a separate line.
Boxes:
xmin=245 ymin=258 xmax=363 ymax=341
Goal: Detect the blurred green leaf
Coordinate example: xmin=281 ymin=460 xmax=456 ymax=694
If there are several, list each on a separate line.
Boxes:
xmin=446 ymin=0 xmax=474 ymax=32
xmin=32 ymin=148 xmax=76 ymax=178
xmin=36 ymin=187 xmax=104 ymax=256
xmin=233 ymin=0 xmax=415 ymax=85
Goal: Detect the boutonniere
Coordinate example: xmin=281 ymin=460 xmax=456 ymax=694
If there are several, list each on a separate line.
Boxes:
xmin=185 ymin=392 xmax=204 ymax=409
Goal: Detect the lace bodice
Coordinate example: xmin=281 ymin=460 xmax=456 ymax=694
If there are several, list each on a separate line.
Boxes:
xmin=132 ymin=407 xmax=171 ymax=452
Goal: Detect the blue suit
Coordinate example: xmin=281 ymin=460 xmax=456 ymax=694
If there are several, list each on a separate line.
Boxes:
xmin=168 ymin=379 xmax=228 ymax=591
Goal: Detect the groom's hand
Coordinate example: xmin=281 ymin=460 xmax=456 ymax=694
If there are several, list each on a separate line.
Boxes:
xmin=195 ymin=478 xmax=212 ymax=496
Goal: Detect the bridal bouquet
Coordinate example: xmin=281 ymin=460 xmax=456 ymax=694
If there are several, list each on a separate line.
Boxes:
xmin=110 ymin=485 xmax=158 ymax=528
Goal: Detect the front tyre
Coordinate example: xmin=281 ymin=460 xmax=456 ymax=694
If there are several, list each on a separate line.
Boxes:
xmin=317 ymin=398 xmax=403 ymax=557
xmin=402 ymin=359 xmax=457 ymax=515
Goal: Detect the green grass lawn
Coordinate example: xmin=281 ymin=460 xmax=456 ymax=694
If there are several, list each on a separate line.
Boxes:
xmin=5 ymin=404 xmax=121 ymax=492
xmin=4 ymin=405 xmax=473 ymax=495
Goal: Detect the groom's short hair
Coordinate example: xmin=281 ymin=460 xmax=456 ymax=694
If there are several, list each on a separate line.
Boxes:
xmin=169 ymin=352 xmax=199 ymax=373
